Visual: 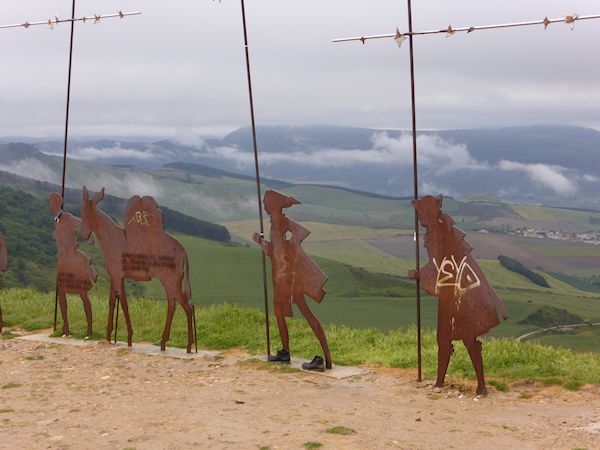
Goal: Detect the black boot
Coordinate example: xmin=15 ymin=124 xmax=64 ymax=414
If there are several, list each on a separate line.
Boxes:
xmin=267 ymin=348 xmax=290 ymax=364
xmin=302 ymin=355 xmax=325 ymax=372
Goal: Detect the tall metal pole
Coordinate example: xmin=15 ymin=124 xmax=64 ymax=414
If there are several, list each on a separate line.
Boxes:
xmin=240 ymin=0 xmax=271 ymax=356
xmin=54 ymin=0 xmax=77 ymax=333
xmin=407 ymin=0 xmax=422 ymax=381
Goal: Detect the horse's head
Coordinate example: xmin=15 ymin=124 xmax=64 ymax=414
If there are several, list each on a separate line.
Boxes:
xmin=81 ymin=186 xmax=105 ymax=240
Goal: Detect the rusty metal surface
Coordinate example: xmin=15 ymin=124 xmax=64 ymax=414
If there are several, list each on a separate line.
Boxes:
xmin=50 ymin=193 xmax=96 ymax=337
xmin=0 ymin=233 xmax=8 ymax=332
xmin=80 ymin=187 xmax=194 ymax=353
xmin=409 ymin=195 xmax=508 ymax=395
xmin=253 ymin=190 xmax=331 ymax=369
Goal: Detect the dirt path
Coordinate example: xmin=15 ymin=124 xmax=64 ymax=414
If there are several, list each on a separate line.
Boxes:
xmin=517 ymin=323 xmax=600 ymax=342
xmin=1 ymin=336 xmax=599 ymax=449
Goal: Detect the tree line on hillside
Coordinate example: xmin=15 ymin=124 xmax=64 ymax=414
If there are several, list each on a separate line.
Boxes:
xmin=0 ymin=186 xmax=230 ymax=292
xmin=0 ymin=169 xmax=230 ymax=243
xmin=497 ymin=255 xmax=550 ymax=288
xmin=63 ymin=194 xmax=230 ymax=243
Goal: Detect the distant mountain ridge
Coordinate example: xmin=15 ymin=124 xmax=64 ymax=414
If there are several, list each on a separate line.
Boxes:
xmin=2 ymin=124 xmax=600 ymax=208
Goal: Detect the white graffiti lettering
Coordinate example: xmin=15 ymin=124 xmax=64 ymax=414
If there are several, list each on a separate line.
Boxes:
xmin=433 ymin=255 xmax=481 ymax=299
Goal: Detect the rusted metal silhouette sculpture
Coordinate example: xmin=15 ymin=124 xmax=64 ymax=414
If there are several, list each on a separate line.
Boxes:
xmin=253 ymin=190 xmax=331 ymax=371
xmin=409 ymin=195 xmax=508 ymax=395
xmin=80 ymin=187 xmax=195 ymax=352
xmin=0 ymin=234 xmax=8 ymax=332
xmin=50 ymin=193 xmax=97 ymax=337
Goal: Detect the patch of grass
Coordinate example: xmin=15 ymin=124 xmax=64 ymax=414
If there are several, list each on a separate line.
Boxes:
xmin=541 ymin=377 xmax=563 ymax=386
xmin=0 ymin=408 xmax=14 ymax=413
xmin=2 ymin=289 xmax=600 ymax=385
xmin=488 ymin=380 xmax=507 ymax=392
xmin=1 ymin=331 xmax=19 ymax=340
xmin=1 ymin=383 xmax=22 ymax=389
xmin=24 ymin=355 xmax=44 ymax=361
xmin=326 ymin=426 xmax=356 ymax=435
xmin=303 ymin=442 xmax=322 ymax=449
xmin=519 ymin=392 xmax=532 ymax=399
xmin=563 ymin=380 xmax=584 ymax=391
xmin=518 ymin=305 xmax=583 ymax=328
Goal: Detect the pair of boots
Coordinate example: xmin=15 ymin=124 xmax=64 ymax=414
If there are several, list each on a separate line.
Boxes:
xmin=268 ymin=348 xmax=326 ymax=372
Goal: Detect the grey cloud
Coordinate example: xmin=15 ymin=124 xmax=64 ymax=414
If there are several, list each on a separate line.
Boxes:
xmin=203 ymin=132 xmax=487 ymax=173
xmin=179 ymin=192 xmax=256 ymax=220
xmin=171 ymin=128 xmax=206 ymax=149
xmin=498 ymin=160 xmax=577 ymax=196
xmin=0 ymin=159 xmax=58 ymax=184
xmin=1 ymin=0 xmax=599 ymax=137
xmin=73 ymin=145 xmax=157 ymax=161
xmin=82 ymin=171 xmax=162 ymax=200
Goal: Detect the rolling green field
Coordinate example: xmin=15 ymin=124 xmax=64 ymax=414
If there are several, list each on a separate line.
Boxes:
xmin=531 ymin=326 xmax=600 ymax=351
xmin=77 ymin=234 xmax=598 ymax=352
xmin=3 ymin=159 xmax=600 ymax=353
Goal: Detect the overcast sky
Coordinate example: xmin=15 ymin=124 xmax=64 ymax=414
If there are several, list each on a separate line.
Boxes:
xmin=2 ymin=0 xmax=599 ymax=138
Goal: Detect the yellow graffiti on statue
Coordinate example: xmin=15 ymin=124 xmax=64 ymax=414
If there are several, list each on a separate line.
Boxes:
xmin=433 ymin=255 xmax=481 ymax=299
xmin=128 ymin=210 xmax=156 ymax=226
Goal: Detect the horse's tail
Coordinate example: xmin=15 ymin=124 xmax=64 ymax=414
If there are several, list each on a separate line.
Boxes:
xmin=183 ymin=251 xmax=192 ymax=301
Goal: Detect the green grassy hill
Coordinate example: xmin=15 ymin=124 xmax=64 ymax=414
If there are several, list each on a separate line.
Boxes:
xmin=132 ymin=233 xmax=600 ymax=351
xmin=1 ymin=156 xmax=600 ymax=352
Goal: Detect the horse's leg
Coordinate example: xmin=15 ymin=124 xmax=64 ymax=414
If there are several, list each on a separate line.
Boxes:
xmin=80 ymin=291 xmax=93 ymax=338
xmin=58 ymin=289 xmax=70 ymax=336
xmin=179 ymin=300 xmax=194 ymax=354
xmin=464 ymin=337 xmax=487 ymax=396
xmin=106 ymin=284 xmax=116 ymax=342
xmin=119 ymin=280 xmax=134 ymax=347
xmin=161 ymin=299 xmax=176 ymax=352
xmin=295 ymin=295 xmax=332 ymax=369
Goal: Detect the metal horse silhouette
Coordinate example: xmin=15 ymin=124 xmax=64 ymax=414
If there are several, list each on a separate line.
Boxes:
xmin=80 ymin=187 xmax=194 ymax=353
xmin=409 ymin=195 xmax=508 ymax=395
xmin=0 ymin=233 xmax=8 ymax=332
xmin=253 ymin=190 xmax=331 ymax=371
xmin=50 ymin=193 xmax=97 ymax=337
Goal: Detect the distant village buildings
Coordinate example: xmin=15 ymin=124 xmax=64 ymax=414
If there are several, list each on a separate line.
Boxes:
xmin=513 ymin=227 xmax=600 ymax=245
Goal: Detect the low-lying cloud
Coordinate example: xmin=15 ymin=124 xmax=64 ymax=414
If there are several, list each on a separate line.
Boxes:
xmin=82 ymin=171 xmax=163 ymax=200
xmin=206 ymin=132 xmax=487 ymax=174
xmin=171 ymin=127 xmax=206 ymax=149
xmin=74 ymin=145 xmax=157 ymax=161
xmin=498 ymin=160 xmax=577 ymax=196
xmin=179 ymin=191 xmax=256 ymax=219
xmin=0 ymin=158 xmax=58 ymax=184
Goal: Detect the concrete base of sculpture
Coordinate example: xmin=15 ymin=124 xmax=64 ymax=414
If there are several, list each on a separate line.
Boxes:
xmin=260 ymin=355 xmax=369 ymax=379
xmin=17 ymin=333 xmax=222 ymax=361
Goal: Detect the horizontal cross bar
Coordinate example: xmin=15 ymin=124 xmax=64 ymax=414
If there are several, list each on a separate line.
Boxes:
xmin=333 ymin=14 xmax=600 ymax=43
xmin=0 ymin=11 xmax=142 ymax=30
